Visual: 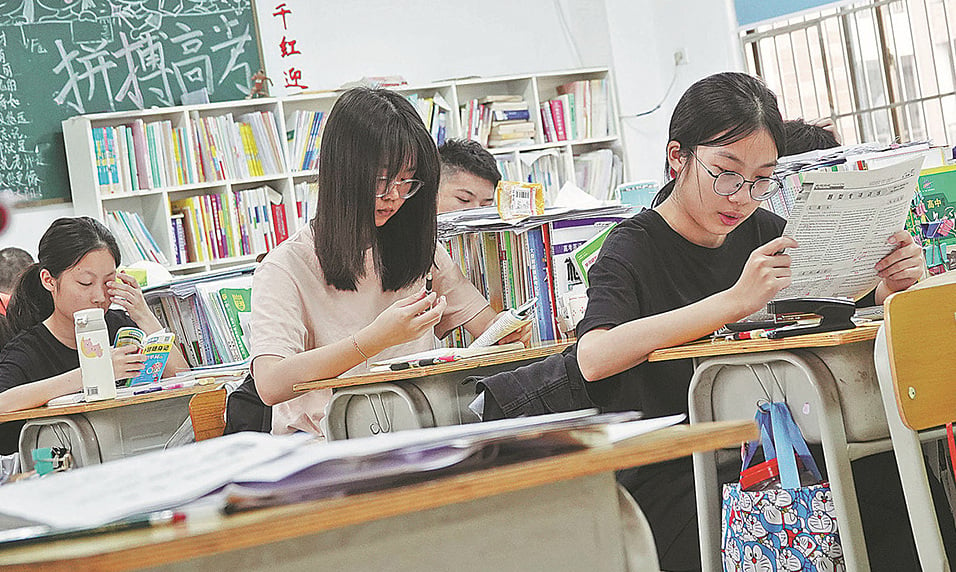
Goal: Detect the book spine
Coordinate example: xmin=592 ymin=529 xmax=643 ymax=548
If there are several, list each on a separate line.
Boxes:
xmin=271 ymin=201 xmax=289 ymax=244
xmin=130 ymin=119 xmax=151 ymax=190
xmin=549 ymin=99 xmax=567 ymax=142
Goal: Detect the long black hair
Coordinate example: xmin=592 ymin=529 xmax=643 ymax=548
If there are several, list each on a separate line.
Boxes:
xmin=312 ymin=88 xmax=440 ymax=291
xmin=651 ymin=72 xmax=786 ymax=207
xmin=7 ymin=217 xmax=121 ymax=333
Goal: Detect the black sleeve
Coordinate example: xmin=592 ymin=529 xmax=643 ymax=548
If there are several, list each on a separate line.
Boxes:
xmin=0 ymin=345 xmax=35 ymax=393
xmin=856 ymin=289 xmax=878 ymax=308
xmin=576 ymin=251 xmax=642 ymax=337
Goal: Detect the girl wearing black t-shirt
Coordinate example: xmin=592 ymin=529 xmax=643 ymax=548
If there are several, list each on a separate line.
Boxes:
xmin=575 ymin=73 xmax=928 ymax=571
xmin=0 ymin=217 xmax=188 ymax=417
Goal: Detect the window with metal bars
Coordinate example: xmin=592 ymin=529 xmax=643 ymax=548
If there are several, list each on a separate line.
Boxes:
xmin=741 ymin=0 xmax=956 ymax=149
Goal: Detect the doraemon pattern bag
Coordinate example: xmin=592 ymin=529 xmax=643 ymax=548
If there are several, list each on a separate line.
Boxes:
xmin=721 ymin=402 xmax=845 ymax=572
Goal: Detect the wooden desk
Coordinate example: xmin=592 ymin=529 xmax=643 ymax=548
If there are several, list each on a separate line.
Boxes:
xmin=294 ymin=342 xmax=573 ymax=441
xmin=2 ymin=383 xmax=224 ymax=469
xmin=647 ymin=322 xmax=880 ymax=362
xmin=655 ymin=323 xmax=884 ymax=572
xmin=0 ymin=420 xmax=757 ymax=572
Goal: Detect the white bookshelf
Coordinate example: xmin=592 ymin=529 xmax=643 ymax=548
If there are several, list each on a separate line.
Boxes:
xmin=64 ymin=67 xmax=624 ymax=274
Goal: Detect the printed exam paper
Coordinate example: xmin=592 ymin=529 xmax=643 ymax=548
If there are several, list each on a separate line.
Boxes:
xmin=774 ymin=157 xmax=923 ymax=302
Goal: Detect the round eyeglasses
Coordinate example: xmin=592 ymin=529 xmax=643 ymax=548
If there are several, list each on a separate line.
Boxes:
xmin=375 ymin=176 xmax=424 ymax=199
xmin=690 ymin=151 xmax=781 ymax=201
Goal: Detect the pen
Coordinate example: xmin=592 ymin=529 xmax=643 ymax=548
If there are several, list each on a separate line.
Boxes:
xmin=133 ymin=386 xmax=163 ymax=395
xmin=727 ymin=329 xmax=772 ymax=341
xmin=0 ymin=510 xmax=186 ymax=547
xmin=418 ymin=356 xmax=458 ymax=366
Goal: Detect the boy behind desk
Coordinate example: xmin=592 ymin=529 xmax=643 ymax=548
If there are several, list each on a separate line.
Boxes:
xmin=437 ymin=139 xmax=501 ymax=213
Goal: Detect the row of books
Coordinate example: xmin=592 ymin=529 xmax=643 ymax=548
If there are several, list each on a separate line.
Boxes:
xmin=190 ymin=111 xmax=285 ymax=182
xmin=540 ymin=79 xmax=611 ymax=143
xmin=407 ymin=93 xmax=452 ymax=146
xmin=293 ymin=181 xmax=319 ymax=230
xmin=285 ymin=110 xmax=326 ymax=171
xmin=92 ymin=111 xmax=286 ymax=194
xmin=461 ymin=95 xmax=536 ymax=148
xmin=92 ymin=121 xmax=196 ymax=194
xmin=148 ymin=273 xmax=253 ymax=367
xmin=574 ymin=149 xmax=623 ymax=201
xmin=170 ymin=186 xmax=290 ymax=265
xmin=440 ymin=211 xmax=630 ymax=345
xmin=105 ymin=210 xmax=168 ymax=265
xmin=496 ymin=150 xmax=567 ymax=203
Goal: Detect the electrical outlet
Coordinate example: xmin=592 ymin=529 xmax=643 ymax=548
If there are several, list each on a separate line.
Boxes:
xmin=674 ymin=48 xmax=689 ymax=66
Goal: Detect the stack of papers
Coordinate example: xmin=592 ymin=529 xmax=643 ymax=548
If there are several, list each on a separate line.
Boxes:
xmin=438 ymin=204 xmax=634 ymax=237
xmin=0 ymin=411 xmax=684 ymax=533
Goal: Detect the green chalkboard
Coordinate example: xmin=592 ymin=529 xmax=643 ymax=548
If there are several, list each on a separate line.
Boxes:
xmin=0 ymin=1 xmax=261 ymax=204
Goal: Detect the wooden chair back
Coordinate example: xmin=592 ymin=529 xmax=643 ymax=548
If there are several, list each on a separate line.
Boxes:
xmin=189 ymin=387 xmax=227 ymax=441
xmin=884 ymin=281 xmax=956 ymax=431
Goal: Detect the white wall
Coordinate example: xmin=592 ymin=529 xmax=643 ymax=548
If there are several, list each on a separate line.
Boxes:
xmin=1 ymin=0 xmax=741 ymax=252
xmin=605 ymin=0 xmax=743 ymax=184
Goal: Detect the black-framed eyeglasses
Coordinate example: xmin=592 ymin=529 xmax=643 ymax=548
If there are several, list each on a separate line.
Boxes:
xmin=375 ymin=176 xmax=423 ymax=199
xmin=689 ymin=151 xmax=781 ymax=201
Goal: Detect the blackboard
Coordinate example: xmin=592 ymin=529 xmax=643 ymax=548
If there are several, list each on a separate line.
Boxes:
xmin=0 ymin=1 xmax=261 ymax=204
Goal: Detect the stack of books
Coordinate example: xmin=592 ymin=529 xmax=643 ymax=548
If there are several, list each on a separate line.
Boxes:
xmin=438 ymin=205 xmax=633 ymax=345
xmin=540 ymin=79 xmax=610 ymax=143
xmin=170 ymin=186 xmax=289 ymax=264
xmin=147 ymin=272 xmax=253 ymax=367
xmin=461 ymin=95 xmax=535 ymax=148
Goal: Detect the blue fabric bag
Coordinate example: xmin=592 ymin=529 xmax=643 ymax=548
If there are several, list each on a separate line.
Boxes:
xmin=721 ymin=402 xmax=845 ymax=572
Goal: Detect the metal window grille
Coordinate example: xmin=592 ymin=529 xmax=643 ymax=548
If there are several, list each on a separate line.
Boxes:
xmin=741 ymin=0 xmax=956 ymax=147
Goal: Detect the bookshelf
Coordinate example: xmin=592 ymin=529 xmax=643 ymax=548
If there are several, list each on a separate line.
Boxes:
xmin=64 ymin=67 xmax=624 ymax=274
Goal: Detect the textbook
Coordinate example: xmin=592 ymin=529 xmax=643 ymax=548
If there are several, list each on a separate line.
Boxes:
xmin=114 ymin=327 xmax=176 ymax=386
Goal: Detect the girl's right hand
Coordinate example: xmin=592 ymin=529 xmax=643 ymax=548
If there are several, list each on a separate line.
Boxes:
xmin=729 ymin=236 xmax=799 ymax=316
xmin=111 ymin=345 xmax=145 ymax=381
xmin=366 ymin=290 xmax=447 ymax=350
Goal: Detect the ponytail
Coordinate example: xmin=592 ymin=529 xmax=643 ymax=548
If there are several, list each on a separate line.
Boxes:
xmin=6 ymin=264 xmax=53 ymax=333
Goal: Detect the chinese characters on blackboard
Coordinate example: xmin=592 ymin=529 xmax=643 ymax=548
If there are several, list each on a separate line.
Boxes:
xmin=0 ymin=0 xmax=260 ymax=202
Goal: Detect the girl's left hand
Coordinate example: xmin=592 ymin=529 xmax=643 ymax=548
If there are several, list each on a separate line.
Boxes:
xmin=496 ymin=318 xmax=533 ymax=347
xmin=875 ymin=230 xmax=923 ymax=294
xmin=108 ymin=272 xmax=151 ymax=324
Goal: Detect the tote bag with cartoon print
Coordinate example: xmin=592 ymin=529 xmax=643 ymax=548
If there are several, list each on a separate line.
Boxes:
xmin=721 ymin=402 xmax=845 ymax=572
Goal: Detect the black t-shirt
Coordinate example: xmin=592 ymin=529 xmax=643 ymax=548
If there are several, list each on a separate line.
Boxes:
xmin=0 ymin=309 xmax=136 ymax=454
xmin=576 ymin=207 xmax=786 ymax=418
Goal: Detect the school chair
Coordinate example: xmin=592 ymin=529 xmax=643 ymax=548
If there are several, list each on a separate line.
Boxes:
xmin=189 ymin=387 xmax=227 ymax=441
xmin=874 ymin=280 xmax=956 ymax=571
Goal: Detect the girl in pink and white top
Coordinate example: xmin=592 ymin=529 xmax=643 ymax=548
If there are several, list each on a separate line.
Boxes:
xmin=250 ymin=88 xmax=530 ymax=436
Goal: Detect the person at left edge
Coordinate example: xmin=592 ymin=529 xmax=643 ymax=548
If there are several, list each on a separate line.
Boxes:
xmin=250 ymin=88 xmax=531 ymax=436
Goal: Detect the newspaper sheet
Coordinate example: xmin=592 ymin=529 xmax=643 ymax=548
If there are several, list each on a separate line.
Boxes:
xmin=774 ymin=157 xmax=923 ymax=302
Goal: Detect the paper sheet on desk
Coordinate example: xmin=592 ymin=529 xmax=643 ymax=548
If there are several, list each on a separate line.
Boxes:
xmin=0 ymin=432 xmax=311 ymax=530
xmin=771 ymin=157 xmax=922 ymax=305
xmin=369 ymin=342 xmax=525 ymax=367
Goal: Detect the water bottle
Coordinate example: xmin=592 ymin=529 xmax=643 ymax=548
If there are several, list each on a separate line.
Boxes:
xmin=74 ymin=308 xmax=116 ymax=401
